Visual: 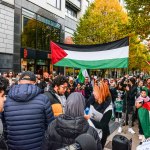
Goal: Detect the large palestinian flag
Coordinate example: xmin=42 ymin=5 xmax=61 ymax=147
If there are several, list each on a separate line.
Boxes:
xmin=50 ymin=37 xmax=129 ymax=69
xmin=138 ymin=102 xmax=150 ymax=138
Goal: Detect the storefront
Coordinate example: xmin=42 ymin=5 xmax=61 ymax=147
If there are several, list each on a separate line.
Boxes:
xmin=20 ymin=48 xmax=51 ymax=74
xmin=20 ymin=8 xmax=61 ymax=74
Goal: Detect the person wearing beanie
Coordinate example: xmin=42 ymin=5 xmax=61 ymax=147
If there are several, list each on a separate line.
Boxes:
xmin=2 ymin=71 xmax=54 ymax=150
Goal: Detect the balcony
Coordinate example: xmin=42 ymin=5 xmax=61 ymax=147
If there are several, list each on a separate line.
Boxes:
xmin=66 ymin=0 xmax=81 ymax=10
xmin=2 ymin=0 xmax=14 ymax=5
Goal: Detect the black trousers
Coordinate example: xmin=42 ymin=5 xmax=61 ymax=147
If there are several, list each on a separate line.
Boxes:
xmin=91 ymin=110 xmax=112 ymax=149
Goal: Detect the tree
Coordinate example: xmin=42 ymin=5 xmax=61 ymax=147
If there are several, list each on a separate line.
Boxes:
xmin=124 ymin=0 xmax=150 ymax=39
xmin=73 ymin=0 xmax=150 ymax=73
xmin=129 ymin=35 xmax=150 ymax=72
xmin=74 ymin=0 xmax=129 ymax=44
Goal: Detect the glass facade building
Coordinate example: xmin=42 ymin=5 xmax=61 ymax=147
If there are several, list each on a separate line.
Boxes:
xmin=20 ymin=8 xmax=61 ymax=74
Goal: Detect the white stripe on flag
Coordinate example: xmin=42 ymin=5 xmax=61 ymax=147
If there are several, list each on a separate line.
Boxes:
xmin=64 ymin=46 xmax=129 ymax=61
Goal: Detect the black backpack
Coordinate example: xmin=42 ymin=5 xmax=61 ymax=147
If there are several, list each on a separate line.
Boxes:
xmin=112 ymin=135 xmax=132 ymax=150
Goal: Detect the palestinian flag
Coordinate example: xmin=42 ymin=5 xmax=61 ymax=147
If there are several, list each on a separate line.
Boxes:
xmin=78 ymin=68 xmax=89 ymax=83
xmin=138 ymin=102 xmax=150 ymax=138
xmin=50 ymin=37 xmax=129 ymax=69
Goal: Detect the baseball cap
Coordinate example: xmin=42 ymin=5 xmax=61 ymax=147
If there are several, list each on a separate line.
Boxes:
xmin=19 ymin=71 xmax=36 ymax=81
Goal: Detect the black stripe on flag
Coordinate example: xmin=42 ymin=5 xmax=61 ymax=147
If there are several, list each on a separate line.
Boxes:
xmin=56 ymin=37 xmax=129 ymax=52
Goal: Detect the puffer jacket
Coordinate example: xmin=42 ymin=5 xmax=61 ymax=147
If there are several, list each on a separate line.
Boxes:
xmin=3 ymin=84 xmax=54 ymax=150
xmin=42 ymin=114 xmax=102 ymax=150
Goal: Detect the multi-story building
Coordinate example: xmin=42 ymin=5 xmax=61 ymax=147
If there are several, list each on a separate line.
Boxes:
xmin=0 ymin=0 xmax=14 ymax=73
xmin=0 ymin=0 xmax=124 ymax=74
xmin=0 ymin=0 xmax=92 ymax=74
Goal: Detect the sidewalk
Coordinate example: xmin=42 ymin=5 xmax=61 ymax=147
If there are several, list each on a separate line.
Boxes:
xmin=104 ymin=121 xmax=140 ymax=150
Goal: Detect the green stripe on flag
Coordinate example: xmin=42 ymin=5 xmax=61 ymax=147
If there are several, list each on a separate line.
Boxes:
xmin=138 ymin=107 xmax=150 ymax=138
xmin=55 ymin=57 xmax=128 ymax=69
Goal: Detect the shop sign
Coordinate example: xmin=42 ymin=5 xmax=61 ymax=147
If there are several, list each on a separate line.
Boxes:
xmin=24 ymin=48 xmax=28 ymax=58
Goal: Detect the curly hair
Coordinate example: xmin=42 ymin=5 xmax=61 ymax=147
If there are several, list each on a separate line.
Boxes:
xmin=0 ymin=76 xmax=9 ymax=92
xmin=52 ymin=75 xmax=68 ymax=88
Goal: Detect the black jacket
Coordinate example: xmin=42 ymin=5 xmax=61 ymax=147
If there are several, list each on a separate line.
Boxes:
xmin=44 ymin=87 xmax=61 ymax=105
xmin=86 ymin=95 xmax=112 ymax=149
xmin=84 ymin=82 xmax=93 ymax=99
xmin=42 ymin=114 xmax=102 ymax=150
xmin=44 ymin=87 xmax=63 ymax=117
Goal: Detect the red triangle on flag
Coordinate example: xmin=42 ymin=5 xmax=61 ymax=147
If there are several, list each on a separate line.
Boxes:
xmin=50 ymin=41 xmax=68 ymax=64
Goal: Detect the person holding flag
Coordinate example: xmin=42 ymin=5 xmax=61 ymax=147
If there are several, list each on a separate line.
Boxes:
xmin=136 ymin=89 xmax=150 ymax=141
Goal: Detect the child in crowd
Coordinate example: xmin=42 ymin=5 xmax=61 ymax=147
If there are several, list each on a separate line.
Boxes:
xmin=115 ymin=83 xmax=125 ymax=122
xmin=135 ymin=89 xmax=150 ymax=141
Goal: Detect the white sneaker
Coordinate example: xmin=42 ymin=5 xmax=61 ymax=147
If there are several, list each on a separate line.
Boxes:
xmin=141 ymin=135 xmax=145 ymax=142
xmin=128 ymin=128 xmax=135 ymax=134
xmin=118 ymin=127 xmax=122 ymax=133
xmin=115 ymin=118 xmax=118 ymax=122
xmin=139 ymin=134 xmax=143 ymax=140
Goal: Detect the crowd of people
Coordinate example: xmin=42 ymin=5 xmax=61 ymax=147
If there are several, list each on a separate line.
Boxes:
xmin=0 ymin=71 xmax=150 ymax=149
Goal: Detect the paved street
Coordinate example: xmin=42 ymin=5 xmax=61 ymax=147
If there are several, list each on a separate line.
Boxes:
xmin=105 ymin=121 xmax=140 ymax=150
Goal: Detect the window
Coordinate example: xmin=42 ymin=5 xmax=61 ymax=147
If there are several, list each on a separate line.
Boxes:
xmin=22 ymin=9 xmax=61 ymax=51
xmin=22 ymin=16 xmax=36 ymax=49
xmin=48 ymin=0 xmax=61 ymax=9
xmin=65 ymin=5 xmax=77 ymax=18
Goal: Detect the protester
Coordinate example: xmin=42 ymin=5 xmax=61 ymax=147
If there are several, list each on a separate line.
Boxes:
xmin=135 ymin=89 xmax=150 ymax=141
xmin=3 ymin=71 xmax=54 ymax=150
xmin=44 ymin=75 xmax=68 ymax=116
xmin=37 ymin=72 xmax=51 ymax=93
xmin=0 ymin=76 xmax=8 ymax=112
xmin=109 ymin=79 xmax=117 ymax=120
xmin=118 ymin=76 xmax=137 ymax=134
xmin=145 ymin=78 xmax=150 ymax=97
xmin=8 ymin=71 xmax=14 ymax=86
xmin=75 ymin=83 xmax=85 ymax=96
xmin=0 ymin=76 xmax=8 ymax=150
xmin=68 ymin=76 xmax=76 ymax=93
xmin=84 ymin=77 xmax=93 ymax=101
xmin=42 ymin=92 xmax=102 ymax=150
xmin=115 ymin=83 xmax=125 ymax=122
xmin=136 ymin=80 xmax=148 ymax=98
xmin=87 ymin=82 xmax=112 ymax=149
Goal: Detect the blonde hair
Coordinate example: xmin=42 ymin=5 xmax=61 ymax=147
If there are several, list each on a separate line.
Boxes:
xmin=94 ymin=82 xmax=111 ymax=104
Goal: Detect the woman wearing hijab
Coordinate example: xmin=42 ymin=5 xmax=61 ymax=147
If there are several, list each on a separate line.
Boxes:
xmin=42 ymin=92 xmax=102 ymax=150
xmin=87 ymin=82 xmax=113 ymax=149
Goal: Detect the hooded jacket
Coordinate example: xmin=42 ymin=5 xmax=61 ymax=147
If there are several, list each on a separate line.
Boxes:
xmin=43 ymin=115 xmax=102 ymax=150
xmin=3 ymin=84 xmax=54 ymax=150
xmin=42 ymin=92 xmax=102 ymax=150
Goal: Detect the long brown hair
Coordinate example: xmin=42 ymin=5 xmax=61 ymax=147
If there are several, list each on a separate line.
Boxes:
xmin=94 ymin=81 xmax=111 ymax=104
